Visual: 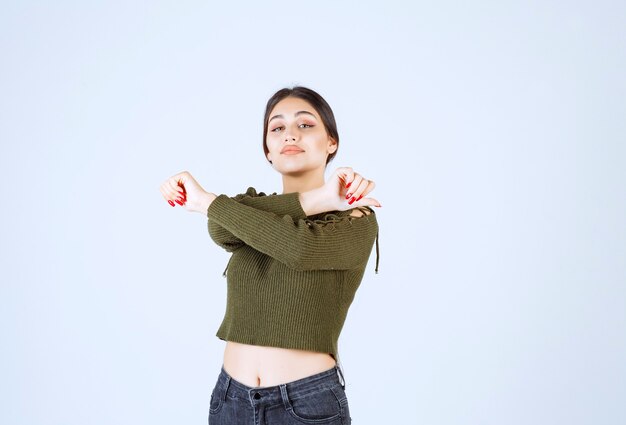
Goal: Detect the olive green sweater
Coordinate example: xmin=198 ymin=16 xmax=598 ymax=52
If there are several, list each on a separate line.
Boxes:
xmin=206 ymin=187 xmax=379 ymax=360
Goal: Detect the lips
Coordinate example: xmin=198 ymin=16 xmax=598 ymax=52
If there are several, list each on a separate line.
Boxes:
xmin=281 ymin=147 xmax=305 ymax=154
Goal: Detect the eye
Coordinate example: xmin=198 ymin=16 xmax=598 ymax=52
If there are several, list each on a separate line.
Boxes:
xmin=271 ymin=124 xmax=312 ymax=132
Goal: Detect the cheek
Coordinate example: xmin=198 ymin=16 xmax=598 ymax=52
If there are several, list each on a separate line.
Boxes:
xmin=265 ymin=137 xmax=280 ymax=152
xmin=315 ymin=140 xmax=332 ymax=154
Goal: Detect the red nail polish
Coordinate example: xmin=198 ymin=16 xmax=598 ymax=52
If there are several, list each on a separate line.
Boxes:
xmin=175 ymin=199 xmax=183 ymax=205
xmin=345 ymin=192 xmax=352 ymax=200
xmin=356 ymin=195 xmax=363 ymax=201
xmin=168 ymin=200 xmax=175 ymax=207
xmin=348 ymin=197 xmax=356 ymax=205
xmin=345 ymin=181 xmax=352 ymax=188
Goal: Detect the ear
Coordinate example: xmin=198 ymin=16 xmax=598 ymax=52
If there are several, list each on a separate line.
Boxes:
xmin=327 ymin=136 xmax=338 ymax=154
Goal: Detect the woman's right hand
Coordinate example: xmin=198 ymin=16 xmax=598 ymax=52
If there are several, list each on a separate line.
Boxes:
xmin=159 ymin=171 xmax=216 ymax=214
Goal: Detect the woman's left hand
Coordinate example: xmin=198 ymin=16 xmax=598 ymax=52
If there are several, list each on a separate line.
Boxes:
xmin=329 ymin=166 xmax=380 ymax=210
xmin=299 ymin=167 xmax=381 ymax=215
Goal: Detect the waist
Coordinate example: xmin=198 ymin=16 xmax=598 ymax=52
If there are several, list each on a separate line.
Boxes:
xmin=214 ymin=362 xmax=343 ymax=403
xmin=223 ymin=341 xmax=337 ymax=387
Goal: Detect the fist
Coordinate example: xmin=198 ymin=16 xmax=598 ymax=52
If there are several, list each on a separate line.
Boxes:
xmin=159 ymin=171 xmax=215 ymax=214
xmin=327 ymin=167 xmax=380 ymax=211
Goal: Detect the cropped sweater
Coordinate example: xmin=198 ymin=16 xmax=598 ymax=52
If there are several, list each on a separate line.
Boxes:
xmin=206 ymin=187 xmax=379 ymax=360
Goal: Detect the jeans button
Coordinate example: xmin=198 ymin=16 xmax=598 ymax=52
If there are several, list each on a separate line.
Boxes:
xmin=254 ymin=392 xmax=261 ymax=399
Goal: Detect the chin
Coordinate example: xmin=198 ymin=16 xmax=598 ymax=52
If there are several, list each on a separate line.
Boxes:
xmin=273 ymin=161 xmax=321 ymax=176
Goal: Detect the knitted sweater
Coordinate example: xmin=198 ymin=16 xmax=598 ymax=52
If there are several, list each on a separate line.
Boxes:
xmin=206 ymin=187 xmax=379 ymax=360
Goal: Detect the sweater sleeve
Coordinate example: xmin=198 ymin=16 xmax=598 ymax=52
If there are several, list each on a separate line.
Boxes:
xmin=207 ymin=193 xmax=379 ymax=270
xmin=207 ymin=187 xmax=307 ymax=252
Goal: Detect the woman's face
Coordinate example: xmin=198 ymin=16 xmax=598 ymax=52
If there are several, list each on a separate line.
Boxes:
xmin=265 ymin=97 xmax=337 ymax=175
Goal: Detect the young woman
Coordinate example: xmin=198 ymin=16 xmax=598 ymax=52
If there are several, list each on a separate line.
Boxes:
xmin=159 ymin=86 xmax=380 ymax=424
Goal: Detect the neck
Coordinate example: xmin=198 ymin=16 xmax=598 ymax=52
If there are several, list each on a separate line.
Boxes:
xmin=281 ymin=166 xmax=326 ymax=194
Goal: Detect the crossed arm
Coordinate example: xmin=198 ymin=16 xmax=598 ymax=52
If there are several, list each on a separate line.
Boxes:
xmin=207 ymin=188 xmax=378 ymax=271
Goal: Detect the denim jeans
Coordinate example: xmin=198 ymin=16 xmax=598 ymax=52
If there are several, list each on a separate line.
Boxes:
xmin=208 ymin=364 xmax=352 ymax=425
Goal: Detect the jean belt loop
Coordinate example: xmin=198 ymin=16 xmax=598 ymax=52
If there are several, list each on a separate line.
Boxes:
xmin=223 ymin=375 xmax=231 ymax=401
xmin=336 ymin=364 xmax=346 ymax=390
xmin=279 ymin=384 xmax=292 ymax=411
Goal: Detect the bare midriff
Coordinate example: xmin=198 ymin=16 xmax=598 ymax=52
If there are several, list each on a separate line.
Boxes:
xmin=223 ymin=341 xmax=337 ymax=388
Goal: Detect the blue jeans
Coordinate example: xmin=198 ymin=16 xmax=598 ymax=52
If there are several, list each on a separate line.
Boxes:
xmin=208 ymin=364 xmax=352 ymax=425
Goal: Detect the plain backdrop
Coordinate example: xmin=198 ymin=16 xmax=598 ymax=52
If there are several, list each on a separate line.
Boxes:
xmin=1 ymin=1 xmax=624 ymax=424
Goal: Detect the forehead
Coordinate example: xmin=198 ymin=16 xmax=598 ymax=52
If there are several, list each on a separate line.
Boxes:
xmin=269 ymin=97 xmax=320 ymax=120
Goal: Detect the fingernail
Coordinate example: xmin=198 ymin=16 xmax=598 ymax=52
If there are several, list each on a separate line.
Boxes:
xmin=356 ymin=195 xmax=363 ymax=201
xmin=348 ymin=197 xmax=356 ymax=205
xmin=168 ymin=200 xmax=175 ymax=207
xmin=345 ymin=181 xmax=352 ymax=188
xmin=175 ymin=199 xmax=183 ymax=205
xmin=345 ymin=192 xmax=352 ymax=200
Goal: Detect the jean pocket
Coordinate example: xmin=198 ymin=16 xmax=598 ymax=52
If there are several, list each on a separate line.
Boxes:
xmin=287 ymin=386 xmax=344 ymax=424
xmin=209 ymin=385 xmax=225 ymax=415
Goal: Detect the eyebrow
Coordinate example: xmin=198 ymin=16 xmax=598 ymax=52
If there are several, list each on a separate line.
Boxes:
xmin=269 ymin=110 xmax=317 ymax=123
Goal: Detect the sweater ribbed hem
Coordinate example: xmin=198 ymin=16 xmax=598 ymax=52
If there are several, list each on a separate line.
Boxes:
xmin=216 ymin=331 xmax=338 ymax=360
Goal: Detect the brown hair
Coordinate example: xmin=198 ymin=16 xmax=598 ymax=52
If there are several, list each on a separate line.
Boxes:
xmin=263 ymin=86 xmax=339 ymax=165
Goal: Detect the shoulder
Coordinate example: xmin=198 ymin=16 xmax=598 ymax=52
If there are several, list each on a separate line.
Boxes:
xmin=306 ymin=206 xmax=375 ymax=222
xmin=348 ymin=206 xmax=375 ymax=218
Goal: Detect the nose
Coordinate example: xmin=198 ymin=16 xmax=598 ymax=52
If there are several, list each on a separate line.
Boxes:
xmin=284 ymin=125 xmax=298 ymax=142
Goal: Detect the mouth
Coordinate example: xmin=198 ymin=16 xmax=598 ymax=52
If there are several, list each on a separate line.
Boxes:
xmin=281 ymin=148 xmax=305 ymax=154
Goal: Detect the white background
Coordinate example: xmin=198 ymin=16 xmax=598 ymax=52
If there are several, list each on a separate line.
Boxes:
xmin=1 ymin=1 xmax=624 ymax=424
